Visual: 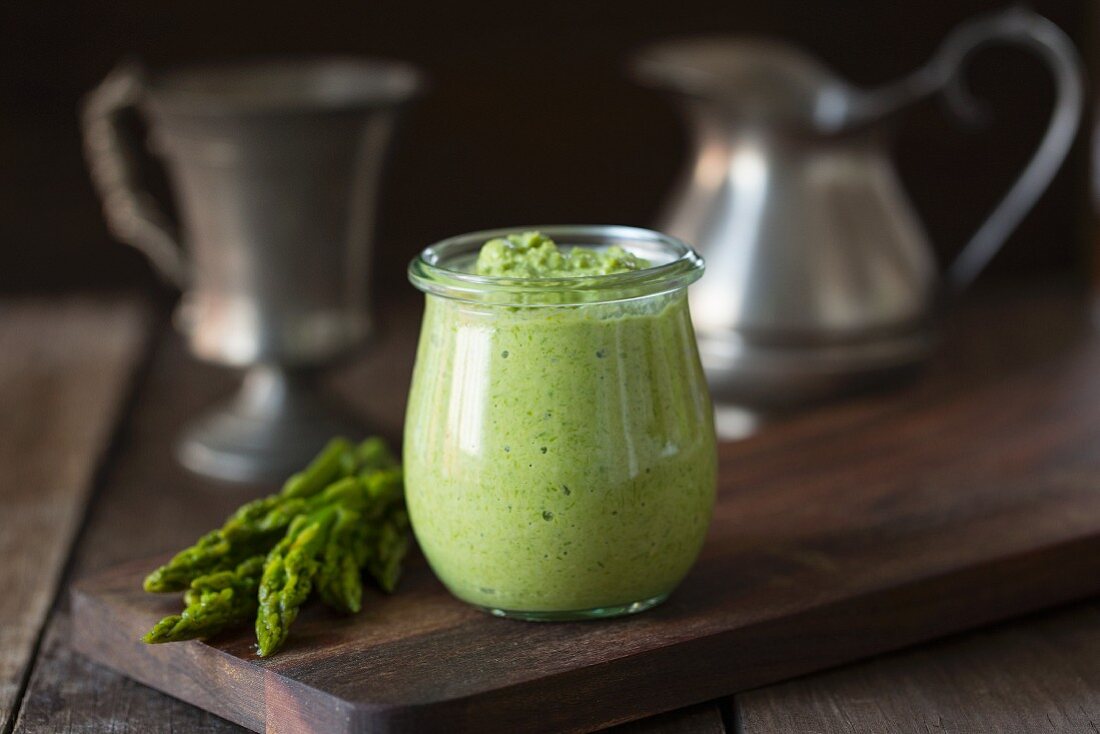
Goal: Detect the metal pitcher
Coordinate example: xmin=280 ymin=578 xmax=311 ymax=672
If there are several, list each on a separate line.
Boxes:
xmin=634 ymin=8 xmax=1083 ymax=406
xmin=83 ymin=58 xmax=422 ymax=481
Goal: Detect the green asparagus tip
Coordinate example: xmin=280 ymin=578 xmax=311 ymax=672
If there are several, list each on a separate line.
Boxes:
xmin=141 ymin=434 xmax=409 ymax=656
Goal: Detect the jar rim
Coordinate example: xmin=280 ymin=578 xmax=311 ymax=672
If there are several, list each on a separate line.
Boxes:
xmin=408 ymin=225 xmax=704 ymax=306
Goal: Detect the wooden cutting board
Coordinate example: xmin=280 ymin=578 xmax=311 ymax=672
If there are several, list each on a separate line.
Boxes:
xmin=72 ymin=304 xmax=1100 ymax=734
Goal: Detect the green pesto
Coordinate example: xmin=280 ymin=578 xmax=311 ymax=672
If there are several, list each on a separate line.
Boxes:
xmin=474 ymin=231 xmax=650 ymax=277
xmin=404 ymin=236 xmax=715 ymax=614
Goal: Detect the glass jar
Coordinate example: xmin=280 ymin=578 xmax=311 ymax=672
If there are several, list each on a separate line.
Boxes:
xmin=405 ymin=225 xmax=716 ymax=620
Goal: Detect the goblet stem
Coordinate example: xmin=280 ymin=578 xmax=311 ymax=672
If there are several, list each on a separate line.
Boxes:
xmin=177 ymin=364 xmax=363 ymax=484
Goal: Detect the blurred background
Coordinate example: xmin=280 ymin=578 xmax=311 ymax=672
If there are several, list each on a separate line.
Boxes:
xmin=1 ymin=0 xmax=1095 ymax=301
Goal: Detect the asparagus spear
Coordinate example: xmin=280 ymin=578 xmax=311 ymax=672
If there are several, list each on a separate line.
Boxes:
xmin=143 ymin=438 xmax=357 ymax=593
xmin=255 ymin=477 xmax=374 ymax=655
xmin=141 ymin=436 xmax=410 ymax=656
xmin=143 ymin=530 xmax=245 ymax=593
xmin=255 ymin=508 xmax=338 ymax=657
xmin=369 ymin=508 xmax=411 ymax=593
xmin=355 ymin=467 xmax=409 ymax=592
xmin=315 ymin=505 xmax=366 ymax=613
xmin=281 ymin=437 xmax=355 ymax=498
xmin=354 ymin=436 xmax=400 ymax=473
xmin=313 ymin=466 xmax=406 ymax=611
xmin=143 ymin=555 xmax=264 ymax=643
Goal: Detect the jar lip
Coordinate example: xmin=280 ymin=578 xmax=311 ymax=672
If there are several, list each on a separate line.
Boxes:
xmin=408 ymin=225 xmax=705 ymax=306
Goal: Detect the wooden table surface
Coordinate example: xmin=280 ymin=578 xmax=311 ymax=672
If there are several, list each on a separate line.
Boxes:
xmin=2 ymin=283 xmax=1098 ymax=734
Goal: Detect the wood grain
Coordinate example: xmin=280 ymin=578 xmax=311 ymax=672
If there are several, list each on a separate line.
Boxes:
xmin=12 ymin=612 xmax=244 ymax=734
xmin=63 ymin=287 xmax=1100 ymax=733
xmin=737 ymin=599 xmax=1100 ymax=734
xmin=0 ymin=297 xmax=147 ymax=731
xmin=13 ymin=329 xmax=261 ymax=734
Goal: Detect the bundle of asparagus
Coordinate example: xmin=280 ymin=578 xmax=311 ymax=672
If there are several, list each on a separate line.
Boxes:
xmin=142 ymin=437 xmax=409 ymax=657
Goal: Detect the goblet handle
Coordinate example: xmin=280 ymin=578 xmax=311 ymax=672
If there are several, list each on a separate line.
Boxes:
xmin=81 ymin=62 xmax=189 ymax=287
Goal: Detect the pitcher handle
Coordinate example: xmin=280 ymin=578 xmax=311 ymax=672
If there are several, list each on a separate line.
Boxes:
xmin=925 ymin=7 xmax=1085 ymax=290
xmin=81 ymin=62 xmax=189 ymax=287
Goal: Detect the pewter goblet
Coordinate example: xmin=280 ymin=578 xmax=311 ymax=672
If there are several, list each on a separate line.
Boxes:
xmin=83 ymin=58 xmax=422 ymax=482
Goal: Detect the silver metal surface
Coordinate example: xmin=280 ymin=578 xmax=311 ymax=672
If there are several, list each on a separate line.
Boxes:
xmin=83 ymin=57 xmax=421 ymax=481
xmin=635 ymin=8 xmax=1083 ymax=406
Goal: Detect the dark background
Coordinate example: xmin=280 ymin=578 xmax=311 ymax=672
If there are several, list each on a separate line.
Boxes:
xmin=1 ymin=0 xmax=1095 ymax=297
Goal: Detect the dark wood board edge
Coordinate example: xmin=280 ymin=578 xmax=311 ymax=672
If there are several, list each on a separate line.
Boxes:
xmin=71 ymin=587 xmax=268 ymax=732
xmin=71 ymin=531 xmax=1100 ymax=734
xmin=12 ymin=609 xmax=251 ymax=733
xmin=345 ymin=535 xmax=1100 ymax=734
xmin=71 ymin=584 xmax=371 ymax=734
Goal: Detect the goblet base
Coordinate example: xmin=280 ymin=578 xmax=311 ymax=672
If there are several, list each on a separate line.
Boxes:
xmin=176 ymin=365 xmax=363 ymax=483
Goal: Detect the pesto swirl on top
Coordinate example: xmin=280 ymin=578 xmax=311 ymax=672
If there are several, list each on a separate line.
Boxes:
xmin=474 ymin=231 xmax=650 ymax=278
